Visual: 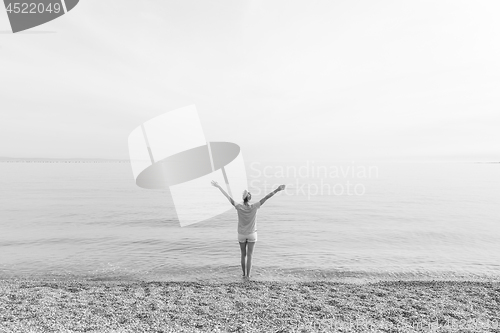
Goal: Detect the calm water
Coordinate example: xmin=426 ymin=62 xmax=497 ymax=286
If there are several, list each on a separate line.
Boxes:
xmin=1 ymin=161 xmax=499 ymax=283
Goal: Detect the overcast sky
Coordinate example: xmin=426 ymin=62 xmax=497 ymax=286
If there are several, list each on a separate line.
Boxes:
xmin=1 ymin=0 xmax=499 ymax=161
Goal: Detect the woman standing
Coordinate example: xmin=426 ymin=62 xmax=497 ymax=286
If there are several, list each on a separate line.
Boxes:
xmin=211 ymin=181 xmax=286 ymax=279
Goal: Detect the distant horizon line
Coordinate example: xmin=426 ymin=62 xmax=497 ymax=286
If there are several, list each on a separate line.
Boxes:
xmin=0 ymin=157 xmax=128 ymax=161
xmin=0 ymin=156 xmax=498 ymax=164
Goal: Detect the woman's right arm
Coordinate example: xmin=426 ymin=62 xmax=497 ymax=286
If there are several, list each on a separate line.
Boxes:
xmin=259 ymin=185 xmax=285 ymax=206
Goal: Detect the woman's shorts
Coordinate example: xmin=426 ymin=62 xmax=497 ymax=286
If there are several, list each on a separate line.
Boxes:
xmin=238 ymin=232 xmax=257 ymax=243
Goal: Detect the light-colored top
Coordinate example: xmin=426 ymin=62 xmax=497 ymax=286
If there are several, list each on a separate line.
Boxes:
xmin=235 ymin=201 xmax=261 ymax=235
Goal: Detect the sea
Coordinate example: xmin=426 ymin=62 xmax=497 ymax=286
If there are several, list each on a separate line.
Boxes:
xmin=1 ymin=160 xmax=499 ymax=283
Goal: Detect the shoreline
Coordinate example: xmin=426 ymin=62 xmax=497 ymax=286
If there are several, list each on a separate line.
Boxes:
xmin=2 ymin=269 xmax=500 ymax=285
xmin=1 ymin=279 xmax=499 ymax=332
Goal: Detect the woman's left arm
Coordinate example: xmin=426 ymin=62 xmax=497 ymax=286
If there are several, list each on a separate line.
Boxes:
xmin=211 ymin=180 xmax=235 ymax=206
xmin=259 ymin=185 xmax=285 ymax=206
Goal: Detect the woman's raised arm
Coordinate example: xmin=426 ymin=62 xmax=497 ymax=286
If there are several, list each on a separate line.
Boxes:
xmin=259 ymin=185 xmax=285 ymax=206
xmin=211 ymin=180 xmax=235 ymax=206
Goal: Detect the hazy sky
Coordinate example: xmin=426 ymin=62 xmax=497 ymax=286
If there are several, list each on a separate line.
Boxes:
xmin=1 ymin=0 xmax=499 ymax=161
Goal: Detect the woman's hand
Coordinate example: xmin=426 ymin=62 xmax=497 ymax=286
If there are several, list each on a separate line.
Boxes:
xmin=277 ymin=184 xmax=286 ymax=191
xmin=211 ymin=180 xmax=220 ymax=188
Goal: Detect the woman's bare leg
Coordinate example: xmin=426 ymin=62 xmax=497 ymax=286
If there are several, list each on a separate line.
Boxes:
xmin=246 ymin=242 xmax=256 ymax=278
xmin=239 ymin=241 xmax=247 ymax=276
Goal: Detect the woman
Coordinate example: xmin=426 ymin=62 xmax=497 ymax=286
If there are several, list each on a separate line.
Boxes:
xmin=211 ymin=180 xmax=286 ymax=279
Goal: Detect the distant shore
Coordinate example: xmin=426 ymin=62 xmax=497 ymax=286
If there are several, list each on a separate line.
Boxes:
xmin=0 ymin=159 xmax=129 ymax=163
xmin=1 ymin=157 xmax=499 ymax=164
xmin=1 ymin=279 xmax=499 ymax=332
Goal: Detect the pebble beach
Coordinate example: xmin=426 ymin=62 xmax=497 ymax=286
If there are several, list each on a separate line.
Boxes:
xmin=1 ymin=279 xmax=499 ymax=332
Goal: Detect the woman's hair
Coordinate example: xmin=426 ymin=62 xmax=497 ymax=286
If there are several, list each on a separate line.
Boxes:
xmin=242 ymin=190 xmax=250 ymax=204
